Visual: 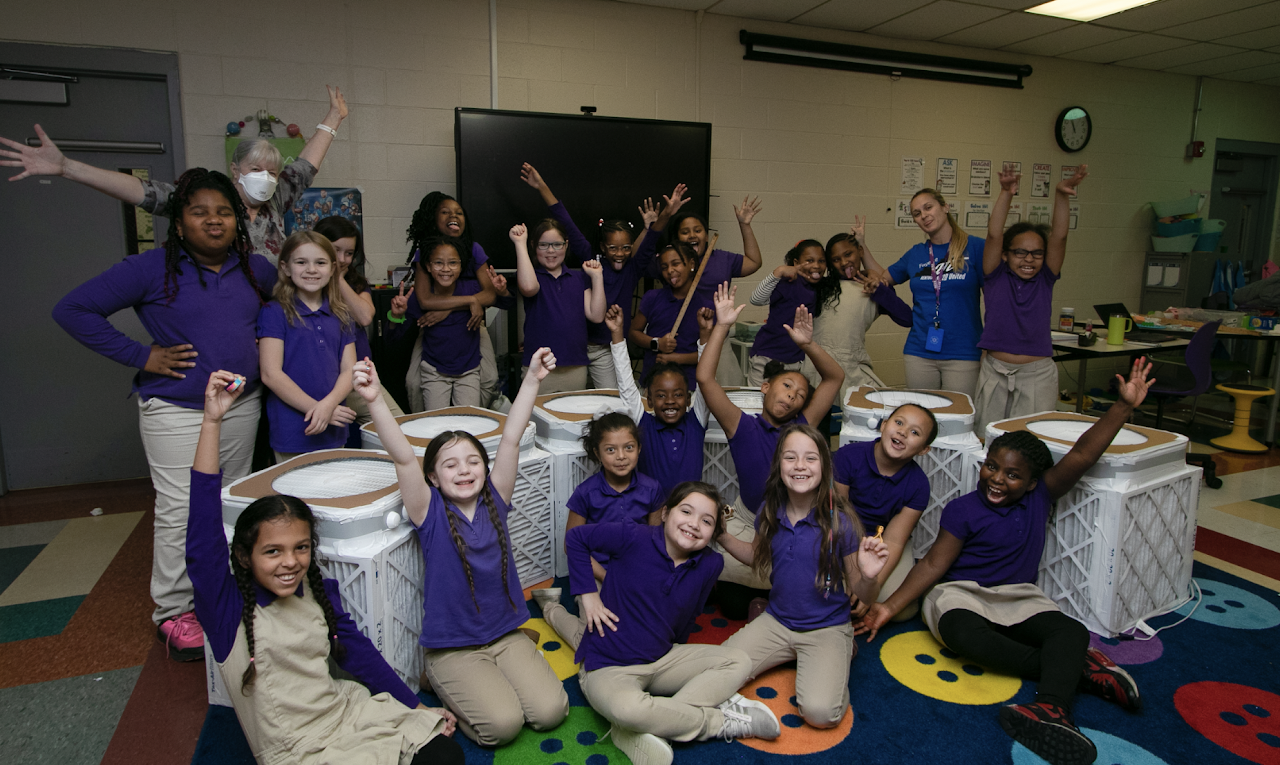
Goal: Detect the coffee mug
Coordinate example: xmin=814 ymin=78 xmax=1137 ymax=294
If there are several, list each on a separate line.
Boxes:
xmin=1107 ymin=314 xmax=1133 ymax=345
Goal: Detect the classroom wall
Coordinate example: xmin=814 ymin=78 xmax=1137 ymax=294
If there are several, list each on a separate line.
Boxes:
xmin=6 ymin=0 xmax=1280 ymax=387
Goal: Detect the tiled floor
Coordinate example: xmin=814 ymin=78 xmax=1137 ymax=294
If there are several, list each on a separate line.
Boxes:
xmin=1 ymin=424 xmax=1277 ymax=765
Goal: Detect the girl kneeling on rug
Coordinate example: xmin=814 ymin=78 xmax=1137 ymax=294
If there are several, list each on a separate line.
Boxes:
xmin=718 ymin=424 xmax=889 ymax=729
xmin=188 ymin=371 xmax=461 ymax=765
xmin=861 ymin=358 xmax=1151 ymax=765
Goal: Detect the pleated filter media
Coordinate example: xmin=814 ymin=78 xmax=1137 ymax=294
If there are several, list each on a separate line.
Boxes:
xmin=702 ymin=388 xmax=762 ymax=505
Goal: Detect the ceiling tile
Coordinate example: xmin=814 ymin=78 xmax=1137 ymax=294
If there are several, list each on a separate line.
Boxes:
xmin=1213 ymin=25 xmax=1280 ymax=49
xmin=1165 ymin=49 xmax=1280 ymax=73
xmin=1060 ymin=33 xmax=1189 ymax=63
xmin=622 ymin=0 xmax=719 ymax=10
xmin=1158 ymin=2 xmax=1280 ymax=42
xmin=936 ymin=11 xmax=1076 ymax=48
xmin=790 ymin=0 xmax=935 ymax=32
xmin=867 ymin=1 xmax=1007 ymax=41
xmin=707 ymin=0 xmax=828 ymax=21
xmin=964 ymin=0 xmax=1041 ymax=8
xmin=1115 ymin=41 xmax=1245 ymax=69
xmin=1213 ymin=58 xmax=1280 ymax=79
xmin=1258 ymin=76 xmax=1280 ymax=84
xmin=1091 ymin=0 xmax=1266 ymax=33
xmin=1003 ymin=23 xmax=1133 ymax=55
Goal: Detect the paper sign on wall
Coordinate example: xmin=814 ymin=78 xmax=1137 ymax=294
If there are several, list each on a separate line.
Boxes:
xmin=1069 ymin=202 xmax=1080 ymax=230
xmin=1062 ymin=166 xmax=1080 ymax=199
xmin=901 ymin=157 xmax=925 ymax=195
xmin=969 ymin=160 xmax=991 ymax=196
xmin=1007 ymin=202 xmax=1025 ymax=226
xmin=1031 ymin=163 xmax=1051 ymax=198
xmin=1002 ymin=161 xmax=1022 ymax=195
xmin=895 ymin=199 xmax=915 ymax=229
xmin=1028 ymin=203 xmax=1051 ymax=225
xmin=964 ymin=201 xmax=991 ymax=229
xmin=936 ymin=158 xmax=958 ymax=196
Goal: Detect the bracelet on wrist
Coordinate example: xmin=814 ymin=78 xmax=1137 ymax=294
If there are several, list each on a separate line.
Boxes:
xmin=386 ymin=310 xmax=405 ymax=324
xmin=316 ymin=123 xmax=337 ymax=137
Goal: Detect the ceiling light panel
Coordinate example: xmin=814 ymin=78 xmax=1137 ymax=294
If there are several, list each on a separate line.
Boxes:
xmin=1027 ymin=0 xmax=1163 ymax=22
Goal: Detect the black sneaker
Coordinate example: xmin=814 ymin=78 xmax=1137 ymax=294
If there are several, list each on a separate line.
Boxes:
xmin=1079 ymin=647 xmax=1142 ymax=711
xmin=999 ymin=702 xmax=1097 ymax=765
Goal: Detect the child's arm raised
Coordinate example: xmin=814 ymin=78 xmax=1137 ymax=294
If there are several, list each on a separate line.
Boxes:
xmin=582 ymin=258 xmax=606 ymax=323
xmin=1042 ymin=357 xmax=1152 ymax=501
xmin=523 ymin=163 xmax=594 ymax=263
xmin=690 ymin=307 xmax=715 ymax=427
xmin=697 ymin=282 xmax=747 ymax=439
xmin=844 ymin=533 xmax=890 ymax=612
xmin=984 ymin=168 xmax=1019 ymax=275
xmin=734 ymin=195 xmax=765 ymax=277
xmin=858 ymin=529 xmax=964 ymax=642
xmin=608 ymin=306 xmax=645 ymax=423
xmin=492 ymin=348 xmax=555 ymax=504
xmin=354 ymin=359 xmax=433 ymax=526
xmin=750 ymin=271 xmax=784 ymax=306
xmin=850 ymin=215 xmax=884 ymax=275
xmin=789 ymin=305 xmax=845 ymax=425
xmin=1047 ymin=164 xmax=1087 ymax=277
xmin=512 ymin=224 xmax=539 ymax=298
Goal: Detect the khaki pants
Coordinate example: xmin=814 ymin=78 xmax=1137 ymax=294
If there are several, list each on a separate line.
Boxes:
xmin=973 ymin=354 xmax=1059 ymax=439
xmin=746 ymin=355 xmax=804 ymax=388
xmin=541 ymin=600 xmax=586 ymax=653
xmin=521 ymin=364 xmax=589 ymax=394
xmin=880 ymin=543 xmax=920 ymax=622
xmin=580 ymin=644 xmax=751 ymax=742
xmin=139 ymin=388 xmax=260 ymax=624
xmin=344 ymin=387 xmax=404 ymax=428
xmin=902 ymin=355 xmax=980 ymax=401
xmin=407 ymin=324 xmax=497 ymax=412
xmin=424 ymin=630 xmax=569 ymax=747
xmin=722 ymin=612 xmax=854 ymax=729
xmin=421 ymin=358 xmax=482 ymax=410
xmin=587 ymin=343 xmax=618 ymax=389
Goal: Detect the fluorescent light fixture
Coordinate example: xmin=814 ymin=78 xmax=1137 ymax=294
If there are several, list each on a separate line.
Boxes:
xmin=740 ymin=31 xmax=1032 ymax=90
xmin=1026 ymin=0 xmax=1162 ymax=22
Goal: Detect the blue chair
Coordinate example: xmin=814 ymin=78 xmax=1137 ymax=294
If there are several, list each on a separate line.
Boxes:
xmin=1145 ymin=320 xmax=1222 ymax=488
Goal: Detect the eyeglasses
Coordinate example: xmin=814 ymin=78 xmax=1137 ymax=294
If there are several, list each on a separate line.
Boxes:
xmin=536 ymin=241 xmax=567 ymax=252
xmin=1007 ymin=248 xmax=1046 ymax=260
xmin=604 ymin=244 xmax=632 ymax=255
xmin=429 ymin=260 xmax=461 ymax=270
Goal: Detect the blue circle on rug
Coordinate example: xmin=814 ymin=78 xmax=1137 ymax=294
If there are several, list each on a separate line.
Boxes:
xmin=781 ymin=714 xmax=804 ymax=728
xmin=1175 ymin=579 xmax=1280 ymax=629
xmin=1012 ymin=727 xmax=1168 ymax=764
xmin=577 ymin=731 xmax=597 ymax=746
xmin=756 ymin=686 xmax=778 ymax=699
xmin=586 ymin=754 xmax=609 ymax=765
xmin=541 ymin=739 xmax=563 ymax=753
xmin=544 ymin=641 xmax=562 ymax=652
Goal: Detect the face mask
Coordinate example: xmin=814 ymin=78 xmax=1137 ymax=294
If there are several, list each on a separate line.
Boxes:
xmin=238 ymin=170 xmax=278 ymax=203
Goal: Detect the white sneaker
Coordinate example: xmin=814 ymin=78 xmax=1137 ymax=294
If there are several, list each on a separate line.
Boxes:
xmin=608 ymin=725 xmax=673 ymax=765
xmin=718 ymin=693 xmax=781 ymax=740
xmin=531 ymin=587 xmax=562 ymax=612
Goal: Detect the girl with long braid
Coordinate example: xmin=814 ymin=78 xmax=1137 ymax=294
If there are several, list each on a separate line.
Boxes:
xmin=355 ymin=348 xmax=570 ymax=747
xmin=188 ymin=370 xmax=461 ymax=765
xmin=54 ymin=168 xmax=276 ymax=661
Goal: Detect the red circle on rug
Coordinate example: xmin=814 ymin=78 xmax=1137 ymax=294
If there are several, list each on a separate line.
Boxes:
xmin=1175 ymin=682 xmax=1280 ymax=764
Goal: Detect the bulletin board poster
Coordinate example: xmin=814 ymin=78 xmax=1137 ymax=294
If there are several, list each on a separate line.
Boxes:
xmin=1069 ymin=202 xmax=1080 ymax=230
xmin=1031 ymin=163 xmax=1052 ymax=198
xmin=969 ymin=160 xmax=991 ymax=196
xmin=1007 ymin=202 xmax=1025 ymax=226
xmin=1062 ymin=165 xmax=1081 ymax=198
xmin=936 ymin=158 xmax=958 ymax=196
xmin=895 ymin=199 xmax=915 ymax=229
xmin=284 ymin=187 xmax=364 ymax=235
xmin=224 ymin=136 xmax=306 ymax=175
xmin=1028 ymin=203 xmax=1051 ymax=225
xmin=964 ymin=201 xmax=991 ymax=230
xmin=901 ymin=156 xmax=924 ymax=195
xmin=1002 ymin=161 xmax=1023 ymax=195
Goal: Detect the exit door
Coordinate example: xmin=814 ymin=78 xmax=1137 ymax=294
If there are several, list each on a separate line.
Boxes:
xmin=1208 ymin=140 xmax=1280 ymax=281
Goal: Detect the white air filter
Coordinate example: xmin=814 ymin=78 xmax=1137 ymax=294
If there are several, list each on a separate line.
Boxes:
xmin=360 ymin=406 xmax=535 ymax=456
xmin=702 ymin=388 xmax=762 ymax=505
xmin=986 ymin=412 xmax=1199 ymax=636
xmin=840 ymin=387 xmax=983 ymax=560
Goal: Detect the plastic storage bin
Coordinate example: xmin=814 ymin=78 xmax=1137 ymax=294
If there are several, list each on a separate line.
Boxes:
xmin=1154 ymin=218 xmax=1201 ymax=237
xmin=1150 ymin=233 xmax=1199 ymax=252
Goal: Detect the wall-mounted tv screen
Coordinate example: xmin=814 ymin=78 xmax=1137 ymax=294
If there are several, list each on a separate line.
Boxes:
xmin=455 ymin=107 xmax=713 ymax=270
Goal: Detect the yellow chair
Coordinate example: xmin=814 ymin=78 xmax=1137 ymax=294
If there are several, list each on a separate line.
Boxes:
xmin=1210 ymin=383 xmax=1275 ymax=453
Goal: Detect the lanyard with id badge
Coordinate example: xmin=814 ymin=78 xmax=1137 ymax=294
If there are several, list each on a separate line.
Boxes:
xmin=925 ymin=244 xmax=945 ymax=352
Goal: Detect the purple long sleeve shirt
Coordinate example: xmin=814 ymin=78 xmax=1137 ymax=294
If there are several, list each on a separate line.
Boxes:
xmin=52 ymin=247 xmax=276 ymax=409
xmin=186 ymin=469 xmax=419 ymax=709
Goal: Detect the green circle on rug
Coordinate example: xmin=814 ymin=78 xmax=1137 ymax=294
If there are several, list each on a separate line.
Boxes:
xmin=496 ymin=706 xmax=624 ymax=765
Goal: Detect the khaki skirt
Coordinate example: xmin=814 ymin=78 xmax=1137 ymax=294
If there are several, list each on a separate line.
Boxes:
xmin=921 ymin=580 xmax=1060 ymax=648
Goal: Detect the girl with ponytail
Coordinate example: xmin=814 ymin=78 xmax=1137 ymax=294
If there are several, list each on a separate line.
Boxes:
xmin=355 ymin=348 xmax=570 ymax=747
xmin=188 ymin=371 xmax=461 ymax=765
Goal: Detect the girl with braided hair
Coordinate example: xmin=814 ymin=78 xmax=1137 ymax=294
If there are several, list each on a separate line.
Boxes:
xmin=188 ymin=370 xmax=461 ymax=765
xmin=355 ymin=348 xmax=570 ymax=747
xmin=54 ymin=168 xmax=276 ymax=661
xmin=861 ymin=358 xmax=1154 ymax=765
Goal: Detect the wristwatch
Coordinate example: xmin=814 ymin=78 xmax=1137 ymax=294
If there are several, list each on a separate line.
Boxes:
xmin=650 ymin=338 xmax=659 ymax=352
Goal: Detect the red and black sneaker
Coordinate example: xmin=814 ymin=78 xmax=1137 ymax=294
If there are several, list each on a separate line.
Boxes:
xmin=999 ymin=702 xmax=1098 ymax=765
xmin=1079 ymin=647 xmax=1142 ymax=711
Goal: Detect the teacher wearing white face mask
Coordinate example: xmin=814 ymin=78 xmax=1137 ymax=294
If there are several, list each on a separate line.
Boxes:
xmin=1 ymin=85 xmax=347 ymax=261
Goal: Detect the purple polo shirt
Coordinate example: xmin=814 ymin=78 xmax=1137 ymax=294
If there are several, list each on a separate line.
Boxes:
xmin=760 ymin=508 xmax=859 ymax=631
xmin=186 ymin=470 xmax=419 ymax=709
xmin=568 ymin=470 xmax=666 ymax=566
xmin=568 ymin=523 xmax=722 ymax=671
xmin=415 ymin=478 xmax=527 ymax=649
xmin=638 ymin=411 xmax=707 ymax=497
xmin=750 ymin=278 xmax=817 ymax=363
xmin=421 ymin=278 xmax=482 ymax=375
xmin=939 ymin=481 xmax=1050 ymax=587
xmin=978 ymin=262 xmax=1059 ymax=357
xmin=727 ymin=412 xmax=807 ymax=514
xmin=633 ymin=239 xmax=745 ymax=301
xmin=53 ymin=247 xmax=275 ymax=409
xmin=257 ymin=299 xmax=356 ymax=453
xmin=833 ymin=440 xmax=931 ymax=530
xmin=637 ymin=287 xmax=712 ymax=390
xmin=521 ymin=268 xmax=591 ymax=367
xmin=587 ymin=229 xmax=659 ymax=346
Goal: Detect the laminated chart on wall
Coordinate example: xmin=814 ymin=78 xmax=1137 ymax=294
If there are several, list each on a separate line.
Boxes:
xmin=969 ymin=159 xmax=992 ymax=196
xmin=936 ymin=158 xmax=958 ymax=195
xmin=1062 ymin=165 xmax=1081 ymax=197
xmin=895 ymin=199 xmax=915 ymax=229
xmin=963 ymin=201 xmax=991 ymax=230
xmin=1028 ymin=203 xmax=1051 ymax=225
xmin=1007 ymin=202 xmax=1025 ymax=226
xmin=1031 ymin=163 xmax=1052 ymax=197
xmin=901 ymin=156 xmax=924 ymax=195
xmin=1069 ymin=202 xmax=1080 ymax=230
xmin=1002 ymin=161 xmax=1022 ymax=195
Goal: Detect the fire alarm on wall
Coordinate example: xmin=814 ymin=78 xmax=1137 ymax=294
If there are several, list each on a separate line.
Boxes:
xmin=1186 ymin=141 xmax=1205 ymax=158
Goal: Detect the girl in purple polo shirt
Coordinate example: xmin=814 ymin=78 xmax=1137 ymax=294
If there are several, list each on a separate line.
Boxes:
xmin=188 ymin=371 xmax=461 ymax=765
xmin=416 ymin=237 xmax=485 ymax=409
xmin=356 ymin=349 xmax=570 ymax=747
xmin=554 ymin=482 xmax=781 ymax=765
xmin=862 ymin=358 xmax=1152 ymax=765
xmin=747 ymin=239 xmax=827 ymax=387
xmin=53 ymin=168 xmax=275 ymax=661
xmin=719 ymin=424 xmax=889 ymax=729
xmin=259 ymin=232 xmax=358 ymax=461
xmin=698 ymin=283 xmax=845 ymax=619
xmin=974 ymin=166 xmax=1089 ymax=436
xmin=630 ymin=243 xmax=713 ymax=391
xmin=634 ymin=193 xmax=766 ymax=304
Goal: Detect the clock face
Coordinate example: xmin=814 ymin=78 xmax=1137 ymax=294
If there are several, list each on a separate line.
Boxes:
xmin=1056 ymin=106 xmax=1091 ymax=153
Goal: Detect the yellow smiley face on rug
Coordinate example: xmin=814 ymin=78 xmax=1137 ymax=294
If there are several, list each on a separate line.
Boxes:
xmin=520 ymin=618 xmax=580 ymax=680
xmin=880 ymin=630 xmax=1021 ymax=705
xmin=733 ymin=666 xmax=854 ymax=754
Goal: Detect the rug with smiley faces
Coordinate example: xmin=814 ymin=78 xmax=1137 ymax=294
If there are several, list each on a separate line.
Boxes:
xmin=193 ymin=562 xmax=1280 ymax=765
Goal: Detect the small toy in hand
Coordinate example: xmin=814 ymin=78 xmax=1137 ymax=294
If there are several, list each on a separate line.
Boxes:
xmin=873 ymin=525 xmax=884 ymax=542
xmin=225 ymin=376 xmax=245 ymax=393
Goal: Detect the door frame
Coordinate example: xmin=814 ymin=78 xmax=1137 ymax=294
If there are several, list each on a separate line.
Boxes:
xmin=1209 ymin=137 xmax=1280 ymax=277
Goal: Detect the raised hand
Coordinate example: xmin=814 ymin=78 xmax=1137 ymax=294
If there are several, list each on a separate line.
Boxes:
xmin=352 ymin=357 xmax=381 ymax=403
xmin=858 ymin=269 xmax=891 ymax=295
xmin=783 ymin=305 xmax=814 ymax=346
xmin=519 ymin=162 xmax=546 ymax=191
xmin=486 ymin=264 xmax=509 ymax=296
xmin=850 ymin=214 xmax=866 ymax=244
xmin=1116 ymin=356 xmax=1154 ymax=409
xmin=774 ymin=264 xmax=799 ymax=281
xmin=0 ymin=124 xmax=67 ymax=181
xmin=856 ymin=534 xmax=889 ymax=583
xmin=998 ymin=168 xmax=1020 ymax=195
xmin=509 ymin=223 xmax=527 ymax=243
xmin=582 ymin=257 xmax=603 ymax=277
xmin=325 ymin=85 xmax=348 ymax=124
xmin=1057 ymin=164 xmax=1088 ymax=196
xmin=696 ymin=306 xmax=715 ymax=335
xmin=713 ymin=281 xmax=745 ymax=325
xmin=390 ymin=282 xmax=411 ymax=319
xmin=662 ymin=183 xmax=690 ymax=218
xmin=145 ymin=343 xmax=198 ymax=379
xmin=734 ymin=195 xmax=762 ymax=225
xmin=204 ymin=371 xmax=245 ymax=422
xmin=529 ymin=347 xmax=557 ymax=381
xmin=604 ymin=304 xmax=624 ymax=338
xmin=639 ymin=197 xmax=659 ymax=228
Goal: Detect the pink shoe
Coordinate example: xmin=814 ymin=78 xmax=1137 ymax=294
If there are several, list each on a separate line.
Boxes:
xmin=157 ymin=611 xmax=205 ymax=662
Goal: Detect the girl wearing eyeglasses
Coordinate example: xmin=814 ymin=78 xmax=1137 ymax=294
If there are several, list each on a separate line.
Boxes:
xmin=973 ymin=165 xmax=1088 ymax=436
